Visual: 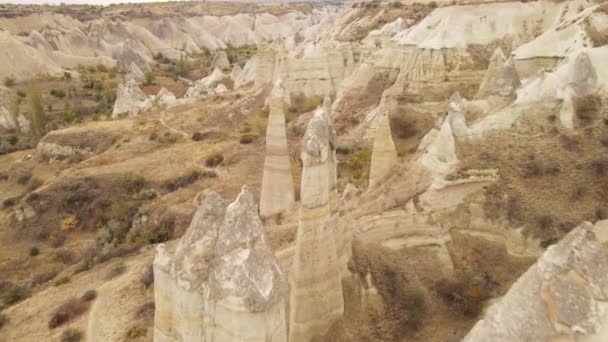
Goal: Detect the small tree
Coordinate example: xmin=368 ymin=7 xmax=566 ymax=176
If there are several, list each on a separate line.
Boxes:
xmin=144 ymin=71 xmax=155 ymax=86
xmin=27 ymin=88 xmax=47 ymax=135
xmin=8 ymin=94 xmax=20 ymax=133
xmin=175 ymin=54 xmax=191 ymax=77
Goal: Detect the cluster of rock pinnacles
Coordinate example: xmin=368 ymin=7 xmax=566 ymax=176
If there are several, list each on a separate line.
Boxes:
xmin=153 ymin=79 xmax=362 ymax=342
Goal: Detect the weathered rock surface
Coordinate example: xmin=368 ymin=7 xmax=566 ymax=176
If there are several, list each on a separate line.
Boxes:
xmin=154 ymin=187 xmax=287 ymax=342
xmin=369 ymin=111 xmax=397 ymax=188
xmin=289 ymin=107 xmax=344 ymax=342
xmin=112 ymin=78 xmax=151 ymax=118
xmin=126 ymin=62 xmax=145 ymax=83
xmin=230 ymin=64 xmax=242 ymax=82
xmin=154 ymin=88 xmax=177 ymax=107
xmin=235 ymin=56 xmax=257 ymax=88
xmin=0 ymin=88 xmax=29 ymax=132
xmin=465 ymin=223 xmax=608 ymax=342
xmin=211 ymin=50 xmax=231 ymax=71
xmin=260 ymin=80 xmax=295 ymax=218
xmin=476 ymin=48 xmax=521 ymax=98
xmin=184 ymin=68 xmax=226 ymax=98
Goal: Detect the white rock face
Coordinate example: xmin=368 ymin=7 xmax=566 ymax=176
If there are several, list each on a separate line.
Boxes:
xmin=154 ymin=88 xmax=177 ymax=107
xmin=211 ymin=50 xmax=231 ymax=70
xmin=235 ymin=56 xmax=257 ymax=88
xmin=111 ymin=78 xmax=152 ymax=118
xmin=476 ymin=48 xmax=521 ymax=98
xmin=154 ymin=188 xmax=287 ymax=342
xmin=259 ymin=80 xmax=295 ymax=218
xmin=126 ymin=62 xmax=145 ymax=83
xmin=289 ymin=108 xmax=344 ymax=342
xmin=184 ymin=68 xmax=226 ymax=98
xmin=369 ymin=111 xmax=397 ymax=188
xmin=465 ymin=223 xmax=608 ymax=342
xmin=230 ymin=64 xmax=242 ymax=82
xmin=0 ymin=88 xmax=29 ymax=132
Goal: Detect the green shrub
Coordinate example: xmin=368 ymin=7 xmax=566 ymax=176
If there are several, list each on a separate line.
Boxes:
xmin=60 ymin=328 xmax=83 ymax=342
xmin=27 ymin=87 xmax=47 ymax=135
xmin=96 ymin=64 xmax=108 ymax=73
xmin=54 ymin=276 xmax=71 ymax=286
xmin=50 ymin=89 xmax=66 ymax=98
xmin=1 ymin=282 xmax=30 ymax=306
xmin=63 ymin=111 xmax=78 ymax=123
xmin=48 ymin=298 xmax=88 ymax=329
xmin=0 ymin=313 xmax=8 ymax=329
xmin=348 ymin=149 xmax=372 ymax=186
xmin=3 ymin=77 xmax=15 ymax=87
xmin=144 ymin=71 xmax=155 ymax=86
xmin=205 ymin=152 xmax=224 ymax=167
xmin=120 ymin=174 xmax=146 ymax=194
xmin=16 ymin=90 xmax=26 ymax=98
xmin=29 ymin=246 xmax=40 ymax=257
xmin=82 ymin=289 xmax=97 ymax=302
xmin=161 ymin=170 xmax=205 ymax=192
xmin=63 ymin=72 xmax=72 ymax=81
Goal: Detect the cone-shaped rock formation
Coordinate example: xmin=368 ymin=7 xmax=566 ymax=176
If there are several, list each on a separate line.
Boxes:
xmin=476 ymin=48 xmax=521 ymax=98
xmin=112 ymin=78 xmax=151 ymax=118
xmin=154 ymin=187 xmax=287 ymax=342
xmin=369 ymin=111 xmax=397 ymax=187
xmin=289 ymin=108 xmax=344 ymax=342
xmin=465 ymin=222 xmax=608 ymax=341
xmin=260 ymin=80 xmax=295 ymax=218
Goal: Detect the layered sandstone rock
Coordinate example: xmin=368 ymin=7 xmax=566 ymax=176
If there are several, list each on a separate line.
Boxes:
xmin=289 ymin=108 xmax=344 ymax=342
xmin=154 ymin=188 xmax=287 ymax=342
xmin=465 ymin=223 xmax=608 ymax=341
xmin=369 ymin=111 xmax=397 ymax=187
xmin=112 ymin=78 xmax=151 ymax=118
xmin=211 ymin=50 xmax=230 ymax=71
xmin=259 ymin=80 xmax=295 ymax=218
xmin=476 ymin=48 xmax=521 ymax=98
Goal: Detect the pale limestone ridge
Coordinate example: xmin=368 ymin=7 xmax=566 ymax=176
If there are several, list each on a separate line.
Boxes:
xmin=154 ymin=188 xmax=287 ymax=342
xmin=211 ymin=50 xmax=231 ymax=71
xmin=290 ymin=107 xmax=344 ymax=342
xmin=369 ymin=111 xmax=397 ymax=188
xmin=260 ymin=80 xmax=295 ymax=218
xmin=465 ymin=223 xmax=608 ymax=342
xmin=476 ymin=48 xmax=521 ymax=98
xmin=111 ymin=78 xmax=151 ymax=118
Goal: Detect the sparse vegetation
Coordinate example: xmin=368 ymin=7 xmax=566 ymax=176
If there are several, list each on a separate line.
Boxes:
xmin=205 ymin=152 xmax=224 ymax=167
xmin=144 ymin=70 xmax=155 ymax=86
xmin=60 ymin=215 xmax=79 ymax=231
xmin=0 ymin=313 xmax=8 ymax=329
xmin=120 ymin=174 xmax=146 ymax=194
xmin=27 ymin=87 xmax=47 ymax=135
xmin=60 ymin=328 xmax=83 ymax=342
xmin=48 ymin=298 xmax=89 ymax=329
xmin=3 ymin=76 xmax=15 ymax=87
xmin=0 ymin=282 xmax=30 ymax=307
xmin=160 ymin=169 xmax=208 ymax=192
xmin=390 ymin=115 xmax=418 ymax=139
xmin=435 ymin=276 xmax=490 ymax=317
xmin=126 ymin=324 xmax=147 ymax=339
xmin=573 ymin=94 xmax=601 ymax=123
xmin=347 ymin=149 xmax=372 ymax=186
xmin=50 ymin=89 xmax=66 ymax=98
xmin=287 ymin=93 xmax=323 ymax=115
xmin=29 ymin=246 xmax=40 ymax=257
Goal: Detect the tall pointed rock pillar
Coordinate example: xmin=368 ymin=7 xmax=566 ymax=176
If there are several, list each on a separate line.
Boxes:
xmin=369 ymin=111 xmax=397 ymax=187
xmin=322 ymin=95 xmax=338 ymax=212
xmin=289 ymin=108 xmax=344 ymax=342
xmin=260 ymin=80 xmax=295 ymax=218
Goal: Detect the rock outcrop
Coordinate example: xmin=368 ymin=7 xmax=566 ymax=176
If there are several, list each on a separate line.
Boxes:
xmin=369 ymin=111 xmax=397 ymax=187
xmin=184 ymin=68 xmax=226 ymax=98
xmin=230 ymin=64 xmax=242 ymax=82
xmin=476 ymin=48 xmax=521 ymax=98
xmin=465 ymin=223 xmax=608 ymax=342
xmin=235 ymin=56 xmax=257 ymax=88
xmin=211 ymin=50 xmax=230 ymax=71
xmin=126 ymin=62 xmax=145 ymax=83
xmin=111 ymin=78 xmax=151 ymax=118
xmin=0 ymin=88 xmax=29 ymax=132
xmin=154 ymin=88 xmax=177 ymax=107
xmin=154 ymin=187 xmax=287 ymax=342
xmin=259 ymin=80 xmax=295 ymax=218
xmin=289 ymin=107 xmax=344 ymax=342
